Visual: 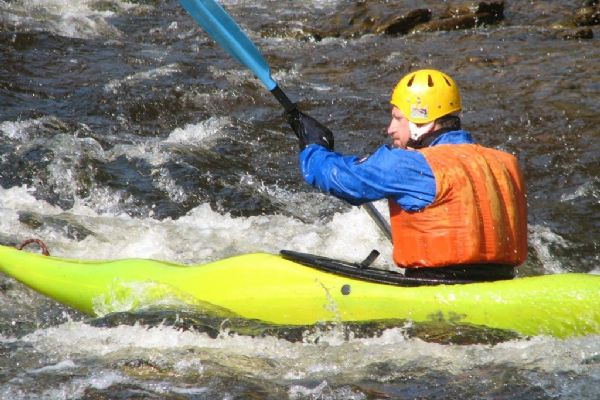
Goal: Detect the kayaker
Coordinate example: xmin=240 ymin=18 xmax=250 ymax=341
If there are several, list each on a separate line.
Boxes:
xmin=287 ymin=69 xmax=527 ymax=281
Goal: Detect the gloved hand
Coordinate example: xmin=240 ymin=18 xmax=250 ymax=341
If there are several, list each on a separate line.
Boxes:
xmin=287 ymin=109 xmax=334 ymax=151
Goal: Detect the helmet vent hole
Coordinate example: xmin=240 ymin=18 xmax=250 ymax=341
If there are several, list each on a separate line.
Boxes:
xmin=407 ymin=75 xmax=415 ymax=87
xmin=428 ymin=75 xmax=434 ymax=87
xmin=443 ymin=77 xmax=452 ymax=86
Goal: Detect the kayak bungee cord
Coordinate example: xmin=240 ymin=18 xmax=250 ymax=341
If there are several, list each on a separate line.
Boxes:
xmin=16 ymin=238 xmax=50 ymax=256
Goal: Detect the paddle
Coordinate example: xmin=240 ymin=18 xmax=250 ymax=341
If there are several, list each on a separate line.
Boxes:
xmin=178 ymin=0 xmax=392 ymax=242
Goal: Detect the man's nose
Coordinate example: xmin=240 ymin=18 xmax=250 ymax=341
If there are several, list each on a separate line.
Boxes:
xmin=387 ymin=121 xmax=395 ymax=135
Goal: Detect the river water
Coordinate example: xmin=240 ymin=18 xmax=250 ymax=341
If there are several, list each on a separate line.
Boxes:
xmin=0 ymin=0 xmax=599 ymax=398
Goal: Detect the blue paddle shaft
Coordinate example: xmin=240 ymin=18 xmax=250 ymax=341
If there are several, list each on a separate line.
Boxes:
xmin=179 ymin=0 xmax=277 ymax=90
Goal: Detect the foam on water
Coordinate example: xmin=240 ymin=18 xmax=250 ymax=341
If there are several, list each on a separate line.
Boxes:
xmin=0 ymin=0 xmax=142 ymax=39
xmin=1 ymin=319 xmax=598 ymax=399
xmin=164 ymin=116 xmax=232 ymax=146
xmin=5 ymin=321 xmax=587 ymax=372
xmin=0 ymin=111 xmax=391 ymax=265
xmin=560 ymin=181 xmax=599 ymax=202
xmin=0 ymin=181 xmax=390 ymax=270
xmin=0 ymin=118 xmax=49 ymax=142
xmin=529 ymin=224 xmax=570 ymax=273
xmin=104 ymin=64 xmax=181 ymax=94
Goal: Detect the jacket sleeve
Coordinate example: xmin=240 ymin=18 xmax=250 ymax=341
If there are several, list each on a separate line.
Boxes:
xmin=299 ymin=144 xmax=436 ymax=211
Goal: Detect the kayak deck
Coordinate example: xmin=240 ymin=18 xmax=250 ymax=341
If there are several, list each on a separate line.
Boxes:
xmin=281 ymin=249 xmax=476 ymax=286
xmin=0 ymin=244 xmax=599 ymax=338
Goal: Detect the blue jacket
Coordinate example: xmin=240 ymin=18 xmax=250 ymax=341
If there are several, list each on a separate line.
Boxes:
xmin=299 ymin=130 xmax=474 ymax=212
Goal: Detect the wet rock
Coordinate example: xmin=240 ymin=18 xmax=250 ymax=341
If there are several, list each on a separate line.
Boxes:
xmin=475 ymin=1 xmax=505 ymax=20
xmin=301 ymin=3 xmax=432 ymax=40
xmin=265 ymin=1 xmax=505 ymax=40
xmin=18 ymin=211 xmax=95 ymax=241
xmin=439 ymin=4 xmax=475 ymax=19
xmin=441 ymin=1 xmax=504 ymax=20
xmin=573 ymin=5 xmax=600 ymax=26
xmin=413 ymin=1 xmax=504 ymax=33
xmin=414 ymin=14 xmax=480 ymax=32
xmin=0 ymin=233 xmax=19 ymax=248
xmin=372 ymin=9 xmax=433 ymax=36
xmin=555 ymin=27 xmax=594 ymax=40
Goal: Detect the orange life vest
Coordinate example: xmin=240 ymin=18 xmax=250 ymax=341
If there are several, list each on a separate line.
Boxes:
xmin=389 ymin=144 xmax=527 ymax=268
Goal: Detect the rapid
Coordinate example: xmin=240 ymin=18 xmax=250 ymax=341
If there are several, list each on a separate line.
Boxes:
xmin=1 ymin=0 xmax=599 ymax=398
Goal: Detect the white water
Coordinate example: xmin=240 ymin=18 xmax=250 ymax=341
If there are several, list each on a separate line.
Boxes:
xmin=2 ymin=0 xmax=599 ymax=398
xmin=0 ymin=0 xmax=142 ymax=39
xmin=1 ymin=177 xmax=595 ymax=398
xmin=0 ymin=110 xmax=391 ymax=265
xmin=0 ymin=184 xmax=391 ymax=267
xmin=1 ymin=321 xmax=599 ymax=399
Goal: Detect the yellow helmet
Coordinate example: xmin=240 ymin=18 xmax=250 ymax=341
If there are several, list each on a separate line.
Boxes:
xmin=390 ymin=69 xmax=461 ymax=124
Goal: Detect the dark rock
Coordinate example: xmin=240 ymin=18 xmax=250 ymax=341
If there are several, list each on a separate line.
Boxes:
xmin=476 ymin=1 xmax=505 ymax=21
xmin=18 ymin=211 xmax=95 ymax=241
xmin=440 ymin=1 xmax=505 ymax=21
xmin=414 ymin=14 xmax=480 ymax=32
xmin=260 ymin=1 xmax=505 ymax=41
xmin=573 ymin=5 xmax=600 ymax=26
xmin=440 ymin=5 xmax=475 ymax=19
xmin=556 ymin=27 xmax=594 ymax=40
xmin=373 ymin=9 xmax=432 ymax=36
xmin=310 ymin=3 xmax=432 ymax=40
xmin=414 ymin=1 xmax=504 ymax=33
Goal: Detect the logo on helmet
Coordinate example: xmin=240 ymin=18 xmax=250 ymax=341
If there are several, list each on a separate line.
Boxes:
xmin=411 ymin=106 xmax=428 ymax=120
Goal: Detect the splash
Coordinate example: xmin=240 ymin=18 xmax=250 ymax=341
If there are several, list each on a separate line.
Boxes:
xmin=529 ymin=224 xmax=570 ymax=273
xmin=164 ymin=116 xmax=232 ymax=145
xmin=0 ymin=0 xmax=144 ymax=39
xmin=5 ymin=321 xmax=598 ymax=399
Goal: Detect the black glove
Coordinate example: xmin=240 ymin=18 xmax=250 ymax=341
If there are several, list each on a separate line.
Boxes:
xmin=287 ymin=109 xmax=334 ymax=151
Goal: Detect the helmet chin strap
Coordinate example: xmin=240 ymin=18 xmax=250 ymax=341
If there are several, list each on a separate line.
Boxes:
xmin=407 ymin=116 xmax=462 ymax=149
xmin=408 ymin=121 xmax=435 ymax=141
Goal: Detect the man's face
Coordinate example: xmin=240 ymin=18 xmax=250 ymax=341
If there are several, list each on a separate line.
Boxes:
xmin=387 ymin=106 xmax=411 ymax=149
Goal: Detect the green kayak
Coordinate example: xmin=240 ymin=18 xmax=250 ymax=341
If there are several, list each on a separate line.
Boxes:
xmin=0 ymin=244 xmax=598 ymax=338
